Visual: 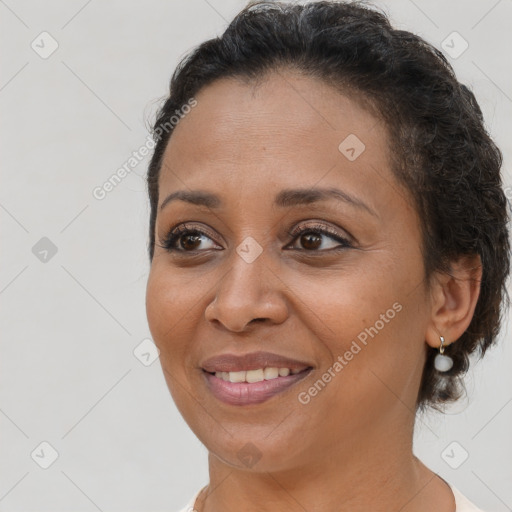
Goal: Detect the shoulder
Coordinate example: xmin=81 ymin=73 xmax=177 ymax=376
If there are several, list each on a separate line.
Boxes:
xmin=174 ymin=487 xmax=204 ymax=512
xmin=450 ymin=483 xmax=487 ymax=512
xmin=175 ymin=483 xmax=486 ymax=512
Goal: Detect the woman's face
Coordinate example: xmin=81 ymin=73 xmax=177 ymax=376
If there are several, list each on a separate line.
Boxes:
xmin=146 ymin=70 xmax=433 ymax=471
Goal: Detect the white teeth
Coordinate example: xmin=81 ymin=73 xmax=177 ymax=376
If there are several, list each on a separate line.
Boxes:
xmin=246 ymin=369 xmax=264 ymax=383
xmin=263 ymin=367 xmax=279 ymax=380
xmin=228 ymin=371 xmax=246 ymax=383
xmin=213 ymin=367 xmax=305 ymax=383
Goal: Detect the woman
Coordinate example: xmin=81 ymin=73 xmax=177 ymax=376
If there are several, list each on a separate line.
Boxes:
xmin=145 ymin=1 xmax=510 ymax=511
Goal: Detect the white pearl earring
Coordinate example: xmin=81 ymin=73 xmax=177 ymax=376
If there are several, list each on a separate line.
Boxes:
xmin=434 ymin=335 xmax=454 ymax=372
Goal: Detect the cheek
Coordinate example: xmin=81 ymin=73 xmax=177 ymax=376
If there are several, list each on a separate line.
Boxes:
xmin=292 ymin=257 xmax=408 ymax=342
xmin=295 ymin=255 xmax=427 ymax=414
xmin=145 ymin=266 xmax=205 ymax=415
xmin=146 ymin=268 xmax=172 ymax=345
xmin=145 ymin=266 xmax=198 ymax=360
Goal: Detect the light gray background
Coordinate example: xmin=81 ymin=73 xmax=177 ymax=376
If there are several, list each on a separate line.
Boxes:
xmin=1 ymin=1 xmax=511 ymax=511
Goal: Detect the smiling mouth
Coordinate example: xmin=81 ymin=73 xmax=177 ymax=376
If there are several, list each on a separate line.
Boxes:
xmin=203 ymin=366 xmax=312 ymax=383
xmin=202 ymin=366 xmax=313 ymax=406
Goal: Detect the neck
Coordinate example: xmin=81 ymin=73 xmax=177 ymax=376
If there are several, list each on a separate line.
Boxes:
xmin=196 ymin=416 xmax=451 ymax=512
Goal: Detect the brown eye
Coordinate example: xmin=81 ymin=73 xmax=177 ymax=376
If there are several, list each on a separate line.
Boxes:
xmin=300 ymin=232 xmax=323 ymax=250
xmin=180 ymin=233 xmax=203 ymax=251
xmin=286 ymin=224 xmax=352 ymax=252
xmin=159 ymin=224 xmax=220 ymax=253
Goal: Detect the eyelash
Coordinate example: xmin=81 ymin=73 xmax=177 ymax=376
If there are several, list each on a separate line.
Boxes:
xmin=157 ymin=222 xmax=352 ymax=254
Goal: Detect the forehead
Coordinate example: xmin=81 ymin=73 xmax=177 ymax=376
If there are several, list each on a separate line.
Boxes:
xmin=158 ymin=70 xmax=395 ymax=206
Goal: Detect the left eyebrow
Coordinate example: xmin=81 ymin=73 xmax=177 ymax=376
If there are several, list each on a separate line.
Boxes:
xmin=274 ymin=187 xmax=377 ymax=217
xmin=159 ymin=186 xmax=377 ymax=218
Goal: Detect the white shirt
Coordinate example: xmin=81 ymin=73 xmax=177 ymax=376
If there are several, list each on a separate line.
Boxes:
xmin=176 ymin=483 xmax=486 ymax=512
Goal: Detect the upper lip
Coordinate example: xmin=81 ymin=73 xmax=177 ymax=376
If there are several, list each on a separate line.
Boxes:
xmin=201 ymin=351 xmax=314 ymax=373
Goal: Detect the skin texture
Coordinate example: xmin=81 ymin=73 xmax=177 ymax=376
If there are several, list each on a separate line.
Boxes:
xmin=146 ymin=69 xmax=482 ymax=512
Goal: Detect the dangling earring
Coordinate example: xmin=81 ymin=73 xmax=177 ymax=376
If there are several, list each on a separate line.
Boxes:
xmin=434 ymin=335 xmax=454 ymax=372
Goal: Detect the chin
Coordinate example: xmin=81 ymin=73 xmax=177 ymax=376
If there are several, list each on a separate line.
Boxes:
xmin=199 ymin=430 xmax=306 ymax=474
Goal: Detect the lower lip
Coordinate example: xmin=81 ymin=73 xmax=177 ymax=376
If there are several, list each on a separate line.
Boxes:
xmin=202 ymin=369 xmax=313 ymax=406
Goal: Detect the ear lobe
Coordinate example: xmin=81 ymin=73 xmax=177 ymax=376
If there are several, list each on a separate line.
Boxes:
xmin=425 ymin=254 xmax=482 ymax=349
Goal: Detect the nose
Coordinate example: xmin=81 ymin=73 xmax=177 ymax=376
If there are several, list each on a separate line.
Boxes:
xmin=204 ymin=249 xmax=289 ymax=332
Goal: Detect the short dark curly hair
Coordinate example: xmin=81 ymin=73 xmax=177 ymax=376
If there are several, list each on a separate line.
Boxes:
xmin=146 ymin=0 xmax=511 ymax=412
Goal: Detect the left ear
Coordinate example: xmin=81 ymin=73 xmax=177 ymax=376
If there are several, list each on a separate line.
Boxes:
xmin=425 ymin=254 xmax=483 ymax=349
